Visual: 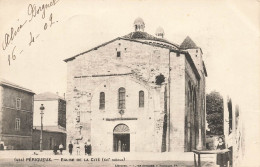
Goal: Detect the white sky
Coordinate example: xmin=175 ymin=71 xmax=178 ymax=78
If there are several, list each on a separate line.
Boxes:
xmin=0 ymin=0 xmax=259 ymax=164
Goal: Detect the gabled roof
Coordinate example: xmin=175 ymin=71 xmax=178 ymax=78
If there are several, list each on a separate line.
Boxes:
xmin=180 ymin=36 xmax=199 ymax=50
xmin=34 ymin=92 xmax=65 ymax=101
xmin=64 ymin=32 xmax=180 ymax=62
xmin=0 ymin=78 xmax=34 ymax=94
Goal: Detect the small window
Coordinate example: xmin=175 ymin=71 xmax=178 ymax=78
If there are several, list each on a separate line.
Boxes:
xmin=139 ymin=91 xmax=144 ymax=108
xmin=99 ymin=92 xmax=105 ymax=109
xmin=117 ymin=51 xmax=121 ymax=58
xmin=118 ymin=88 xmax=126 ymax=109
xmin=16 ymin=98 xmax=21 ymax=110
xmin=15 ymin=118 xmax=20 ymax=131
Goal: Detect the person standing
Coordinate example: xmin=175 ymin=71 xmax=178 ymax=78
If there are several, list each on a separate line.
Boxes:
xmin=84 ymin=142 xmax=88 ymax=155
xmin=216 ymin=137 xmax=229 ymax=167
xmin=0 ymin=140 xmax=4 ymax=150
xmin=68 ymin=141 xmax=73 ymax=155
xmin=59 ymin=143 xmax=64 ymax=155
xmin=118 ymin=140 xmax=121 ymax=152
xmin=122 ymin=144 xmax=126 ymax=152
xmin=86 ymin=140 xmax=92 ymax=156
xmin=76 ymin=142 xmax=80 ymax=155
xmin=53 ymin=144 xmax=58 ymax=155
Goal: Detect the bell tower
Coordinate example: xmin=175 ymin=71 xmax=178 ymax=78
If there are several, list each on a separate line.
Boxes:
xmin=134 ymin=17 xmax=145 ymax=32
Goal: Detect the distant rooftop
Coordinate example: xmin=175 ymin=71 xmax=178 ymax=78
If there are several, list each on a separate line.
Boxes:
xmin=0 ymin=78 xmax=34 ymax=94
xmin=180 ymin=36 xmax=199 ymax=50
xmin=34 ymin=92 xmax=65 ymax=101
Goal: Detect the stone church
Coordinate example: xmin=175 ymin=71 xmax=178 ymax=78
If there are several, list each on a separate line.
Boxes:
xmin=64 ymin=17 xmax=207 ymax=153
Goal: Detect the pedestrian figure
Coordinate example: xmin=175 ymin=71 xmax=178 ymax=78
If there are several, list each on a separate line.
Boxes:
xmin=122 ymin=143 xmax=126 ymax=152
xmin=68 ymin=141 xmax=73 ymax=155
xmin=84 ymin=142 xmax=88 ymax=155
xmin=0 ymin=140 xmax=4 ymax=151
xmin=76 ymin=142 xmax=80 ymax=155
xmin=118 ymin=140 xmax=121 ymax=152
xmin=53 ymin=144 xmax=58 ymax=155
xmin=59 ymin=143 xmax=64 ymax=155
xmin=85 ymin=140 xmax=92 ymax=156
xmin=216 ymin=137 xmax=229 ymax=167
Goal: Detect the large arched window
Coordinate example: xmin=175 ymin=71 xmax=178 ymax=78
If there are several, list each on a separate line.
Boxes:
xmin=139 ymin=90 xmax=144 ymax=108
xmin=99 ymin=92 xmax=105 ymax=109
xmin=118 ymin=88 xmax=126 ymax=109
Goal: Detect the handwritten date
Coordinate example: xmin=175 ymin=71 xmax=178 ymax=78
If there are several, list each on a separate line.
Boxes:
xmin=1 ymin=0 xmax=60 ymax=65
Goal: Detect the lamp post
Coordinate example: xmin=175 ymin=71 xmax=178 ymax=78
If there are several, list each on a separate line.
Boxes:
xmin=40 ymin=104 xmax=45 ymax=152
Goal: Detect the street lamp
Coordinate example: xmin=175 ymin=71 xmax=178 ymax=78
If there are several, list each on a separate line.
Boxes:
xmin=40 ymin=104 xmax=45 ymax=152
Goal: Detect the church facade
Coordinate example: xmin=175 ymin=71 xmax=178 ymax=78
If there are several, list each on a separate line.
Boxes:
xmin=64 ymin=18 xmax=207 ymax=152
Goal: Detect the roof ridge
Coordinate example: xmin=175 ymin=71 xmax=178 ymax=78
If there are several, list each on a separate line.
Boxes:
xmin=64 ymin=32 xmax=180 ymax=62
xmin=0 ymin=78 xmax=34 ymax=93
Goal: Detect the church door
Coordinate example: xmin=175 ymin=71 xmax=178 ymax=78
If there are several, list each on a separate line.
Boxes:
xmin=113 ymin=124 xmax=130 ymax=152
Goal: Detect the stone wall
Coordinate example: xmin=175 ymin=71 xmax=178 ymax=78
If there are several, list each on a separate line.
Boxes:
xmin=67 ymin=74 xmax=166 ymax=152
xmin=58 ymin=99 xmax=66 ymax=128
xmin=66 ymin=38 xmax=207 ymax=153
xmin=168 ymin=52 xmax=186 ymax=152
xmin=66 ymin=39 xmax=170 ymax=152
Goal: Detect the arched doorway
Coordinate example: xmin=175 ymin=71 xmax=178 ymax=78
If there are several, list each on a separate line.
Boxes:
xmin=113 ymin=124 xmax=130 ymax=152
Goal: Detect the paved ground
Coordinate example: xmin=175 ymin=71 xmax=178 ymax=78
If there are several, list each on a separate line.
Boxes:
xmin=0 ymin=150 xmax=217 ymax=167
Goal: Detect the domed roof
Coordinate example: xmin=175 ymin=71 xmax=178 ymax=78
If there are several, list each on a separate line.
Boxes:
xmin=155 ymin=26 xmax=164 ymax=35
xmin=134 ymin=17 xmax=145 ymax=26
xmin=122 ymin=31 xmax=179 ymax=48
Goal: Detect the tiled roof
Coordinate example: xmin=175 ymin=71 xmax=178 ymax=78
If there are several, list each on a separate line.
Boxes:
xmin=0 ymin=78 xmax=34 ymax=93
xmin=34 ymin=92 xmax=64 ymax=101
xmin=180 ymin=36 xmax=199 ymax=50
xmin=122 ymin=31 xmax=179 ymax=48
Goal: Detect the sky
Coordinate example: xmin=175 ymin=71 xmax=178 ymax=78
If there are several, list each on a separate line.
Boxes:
xmin=0 ymin=0 xmax=259 ymax=164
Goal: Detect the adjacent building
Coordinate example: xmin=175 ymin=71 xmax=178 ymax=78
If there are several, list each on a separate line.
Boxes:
xmin=64 ymin=18 xmax=207 ymax=152
xmin=0 ymin=79 xmax=34 ymax=150
xmin=223 ymin=96 xmax=245 ymax=166
xmin=32 ymin=92 xmax=66 ymax=150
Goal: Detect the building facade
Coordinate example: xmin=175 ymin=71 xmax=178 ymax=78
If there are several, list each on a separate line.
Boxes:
xmin=32 ymin=92 xmax=66 ymax=150
xmin=223 ymin=96 xmax=245 ymax=166
xmin=64 ymin=18 xmax=207 ymax=152
xmin=0 ymin=79 xmax=34 ymax=150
